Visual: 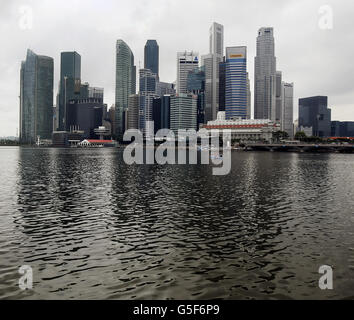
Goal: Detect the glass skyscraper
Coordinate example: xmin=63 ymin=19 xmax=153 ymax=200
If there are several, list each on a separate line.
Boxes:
xmin=254 ymin=27 xmax=277 ymax=120
xmin=144 ymin=40 xmax=159 ymax=77
xmin=115 ymin=39 xmax=136 ymax=140
xmin=187 ymin=66 xmax=205 ymax=128
xmin=138 ymin=68 xmax=158 ymax=136
xmin=20 ymin=49 xmax=53 ymax=144
xmin=202 ymin=22 xmax=224 ymax=122
xmin=58 ymin=51 xmax=83 ymax=131
xmin=299 ymin=96 xmax=331 ymax=137
xmin=225 ymin=46 xmax=247 ymax=120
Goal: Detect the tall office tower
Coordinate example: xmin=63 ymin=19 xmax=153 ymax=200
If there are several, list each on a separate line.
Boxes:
xmin=152 ymin=98 xmax=162 ymax=133
xmin=161 ymin=95 xmax=171 ymax=130
xmin=58 ymin=51 xmax=83 ymax=131
xmin=127 ymin=94 xmax=139 ymax=130
xmin=115 ymin=39 xmax=136 ymax=140
xmin=108 ymin=105 xmax=116 ymax=135
xmin=225 ymin=46 xmax=248 ymax=120
xmin=20 ymin=49 xmax=54 ymax=144
xmin=299 ymin=96 xmax=331 ymax=137
xmin=219 ymin=57 xmax=226 ymax=112
xmin=139 ymin=68 xmax=158 ymax=136
xmin=88 ymin=87 xmax=104 ymax=100
xmin=275 ymin=71 xmax=282 ymax=122
xmin=187 ymin=66 xmax=206 ymax=129
xmin=254 ymin=27 xmax=277 ymax=120
xmin=156 ymin=81 xmax=175 ymax=97
xmin=246 ymin=73 xmax=251 ymax=119
xmin=144 ymin=40 xmax=159 ymax=78
xmin=281 ymin=82 xmax=294 ymax=138
xmin=176 ymin=51 xmax=199 ymax=94
xmin=202 ymin=22 xmax=224 ymax=122
xmin=170 ymin=94 xmax=198 ymax=135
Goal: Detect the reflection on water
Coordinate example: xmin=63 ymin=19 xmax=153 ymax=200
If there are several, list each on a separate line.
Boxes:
xmin=0 ymin=147 xmax=354 ymax=299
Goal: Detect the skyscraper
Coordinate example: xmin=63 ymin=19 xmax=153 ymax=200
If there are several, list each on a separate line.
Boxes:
xmin=225 ymin=46 xmax=248 ymax=120
xmin=219 ymin=58 xmax=226 ymax=112
xmin=138 ymin=68 xmax=158 ymax=136
xmin=187 ymin=66 xmax=205 ymax=128
xmin=246 ymin=73 xmax=251 ymax=119
xmin=202 ymin=22 xmax=224 ymax=122
xmin=254 ymin=27 xmax=277 ymax=120
xmin=281 ymin=82 xmax=294 ymax=138
xmin=20 ymin=49 xmax=53 ymax=144
xmin=177 ymin=51 xmax=199 ymax=94
xmin=144 ymin=40 xmax=159 ymax=77
xmin=299 ymin=96 xmax=331 ymax=137
xmin=170 ymin=94 xmax=198 ymax=135
xmin=275 ymin=71 xmax=282 ymax=122
xmin=58 ymin=51 xmax=83 ymax=131
xmin=127 ymin=94 xmax=139 ymax=130
xmin=115 ymin=40 xmax=136 ymax=140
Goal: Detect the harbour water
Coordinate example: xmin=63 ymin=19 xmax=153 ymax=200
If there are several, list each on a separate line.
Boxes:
xmin=0 ymin=147 xmax=354 ymax=299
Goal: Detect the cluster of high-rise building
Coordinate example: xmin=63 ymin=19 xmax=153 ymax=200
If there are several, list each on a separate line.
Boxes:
xmin=19 ymin=22 xmax=354 ymax=145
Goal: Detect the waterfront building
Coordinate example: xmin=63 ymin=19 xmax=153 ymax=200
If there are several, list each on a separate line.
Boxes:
xmin=331 ymin=121 xmax=354 ymax=137
xmin=299 ymin=96 xmax=331 ymax=137
xmin=144 ymin=40 xmax=159 ymax=78
xmin=115 ymin=39 xmax=136 ymax=140
xmin=246 ymin=73 xmax=251 ymax=119
xmin=20 ymin=49 xmax=54 ymax=144
xmin=170 ymin=94 xmax=198 ymax=135
xmin=254 ymin=27 xmax=277 ymax=121
xmin=139 ymin=68 xmax=159 ymax=136
xmin=66 ymin=97 xmax=104 ymax=139
xmin=281 ymin=82 xmax=294 ymax=138
xmin=127 ymin=94 xmax=139 ymax=130
xmin=219 ymin=57 xmax=226 ymax=112
xmin=152 ymin=98 xmax=162 ymax=133
xmin=202 ymin=22 xmax=224 ymax=122
xmin=58 ymin=52 xmax=84 ymax=131
xmin=204 ymin=111 xmax=280 ymax=143
xmin=275 ymin=71 xmax=283 ymax=122
xmin=187 ymin=66 xmax=206 ymax=129
xmin=225 ymin=46 xmax=248 ymax=120
xmin=177 ymin=51 xmax=199 ymax=94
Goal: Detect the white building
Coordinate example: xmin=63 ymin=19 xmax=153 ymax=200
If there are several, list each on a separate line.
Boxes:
xmin=176 ymin=51 xmax=199 ymax=95
xmin=170 ymin=94 xmax=198 ymax=135
xmin=202 ymin=22 xmax=224 ymax=122
xmin=254 ymin=27 xmax=277 ymax=121
xmin=281 ymin=82 xmax=294 ymax=138
xmin=204 ymin=112 xmax=280 ymax=143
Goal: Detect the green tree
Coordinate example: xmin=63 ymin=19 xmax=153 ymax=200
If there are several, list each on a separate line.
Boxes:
xmin=295 ymin=131 xmax=307 ymax=141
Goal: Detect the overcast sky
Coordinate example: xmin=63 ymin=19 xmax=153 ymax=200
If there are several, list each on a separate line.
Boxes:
xmin=1 ymin=0 xmax=353 ymax=136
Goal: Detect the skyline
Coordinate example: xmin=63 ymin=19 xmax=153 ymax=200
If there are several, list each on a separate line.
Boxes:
xmin=1 ymin=0 xmax=354 ymax=137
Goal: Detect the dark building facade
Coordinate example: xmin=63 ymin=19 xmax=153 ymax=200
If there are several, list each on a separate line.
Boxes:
xmin=299 ymin=96 xmax=331 ymax=137
xmin=66 ymin=98 xmax=104 ymax=139
xmin=20 ymin=49 xmax=54 ymax=144
xmin=144 ymin=40 xmax=159 ymax=78
xmin=58 ymin=52 xmax=89 ymax=131
xmin=331 ymin=121 xmax=354 ymax=137
xmin=161 ymin=95 xmax=171 ymax=130
xmin=152 ymin=98 xmax=162 ymax=134
xmin=187 ymin=66 xmax=205 ymax=129
xmin=218 ymin=58 xmax=226 ymax=112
